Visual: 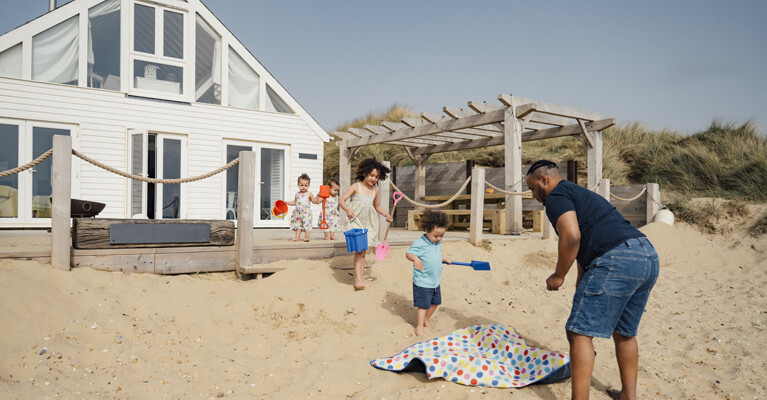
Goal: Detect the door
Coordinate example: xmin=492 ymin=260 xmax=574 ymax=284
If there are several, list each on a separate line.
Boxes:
xmin=128 ymin=130 xmax=186 ymax=219
xmin=128 ymin=129 xmax=148 ymax=218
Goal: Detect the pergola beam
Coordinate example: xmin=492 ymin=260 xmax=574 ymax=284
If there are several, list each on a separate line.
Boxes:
xmin=468 ymin=101 xmax=502 ymax=114
xmin=498 ymin=94 xmax=602 ymax=121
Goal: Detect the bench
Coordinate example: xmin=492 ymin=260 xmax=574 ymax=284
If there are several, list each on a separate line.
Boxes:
xmin=407 ymin=209 xmax=543 ymax=234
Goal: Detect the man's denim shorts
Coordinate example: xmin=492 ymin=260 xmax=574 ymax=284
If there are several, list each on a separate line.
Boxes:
xmin=413 ymin=283 xmax=442 ymax=309
xmin=566 ymin=237 xmax=659 ymax=339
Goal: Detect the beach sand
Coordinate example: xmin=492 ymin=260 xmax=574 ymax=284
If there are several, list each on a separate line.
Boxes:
xmin=1 ymin=220 xmax=766 ymax=399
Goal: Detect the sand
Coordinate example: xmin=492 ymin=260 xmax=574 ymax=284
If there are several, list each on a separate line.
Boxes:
xmin=1 ymin=220 xmax=766 ymax=399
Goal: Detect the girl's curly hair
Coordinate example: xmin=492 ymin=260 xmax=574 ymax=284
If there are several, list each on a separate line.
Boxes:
xmin=355 ymin=158 xmax=390 ymax=182
xmin=297 ymin=173 xmax=310 ymax=184
xmin=420 ymin=210 xmax=449 ymax=232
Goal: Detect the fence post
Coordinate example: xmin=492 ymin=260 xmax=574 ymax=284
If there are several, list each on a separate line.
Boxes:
xmin=235 ymin=151 xmax=255 ymax=278
xmin=646 ymin=183 xmax=660 ymax=224
xmin=51 ymin=135 xmax=72 ymax=271
xmin=378 ymin=161 xmax=391 ymax=242
xmin=469 ymin=168 xmax=485 ymax=246
xmin=598 ymin=178 xmax=610 ymax=202
xmin=542 ymin=210 xmax=553 ymax=240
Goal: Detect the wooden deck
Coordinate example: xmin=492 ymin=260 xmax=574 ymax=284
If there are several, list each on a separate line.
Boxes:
xmin=0 ymin=228 xmax=542 ymax=275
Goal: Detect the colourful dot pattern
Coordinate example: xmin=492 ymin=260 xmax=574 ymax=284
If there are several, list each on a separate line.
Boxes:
xmin=370 ymin=324 xmax=569 ymax=388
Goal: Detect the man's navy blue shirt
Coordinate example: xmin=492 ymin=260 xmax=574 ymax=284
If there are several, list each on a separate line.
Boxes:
xmin=545 ymin=180 xmax=644 ymax=267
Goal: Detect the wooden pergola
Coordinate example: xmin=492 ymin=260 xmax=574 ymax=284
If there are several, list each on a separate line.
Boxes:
xmin=331 ymin=94 xmax=615 ymax=234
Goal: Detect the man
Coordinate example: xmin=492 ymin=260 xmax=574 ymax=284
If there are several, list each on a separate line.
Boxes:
xmin=525 ymin=160 xmax=659 ymax=400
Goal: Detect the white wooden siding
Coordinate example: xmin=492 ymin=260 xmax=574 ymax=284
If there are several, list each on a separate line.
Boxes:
xmin=0 ymin=77 xmax=325 ymax=227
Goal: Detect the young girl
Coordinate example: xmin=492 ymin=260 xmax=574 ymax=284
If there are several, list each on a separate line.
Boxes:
xmin=338 ymin=158 xmax=393 ymax=290
xmin=286 ymin=173 xmax=320 ymax=242
xmin=406 ymin=210 xmax=451 ymax=337
xmin=320 ymin=178 xmax=342 ymax=240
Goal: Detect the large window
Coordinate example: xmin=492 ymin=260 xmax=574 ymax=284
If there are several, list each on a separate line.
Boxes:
xmin=265 ymin=84 xmax=294 ymax=114
xmin=88 ymin=0 xmax=121 ymax=90
xmin=32 ymin=15 xmax=79 ymax=85
xmin=0 ymin=43 xmax=22 ymax=79
xmin=132 ymin=2 xmax=186 ymax=98
xmin=228 ymin=47 xmax=259 ymax=109
xmin=195 ymin=14 xmax=221 ymax=104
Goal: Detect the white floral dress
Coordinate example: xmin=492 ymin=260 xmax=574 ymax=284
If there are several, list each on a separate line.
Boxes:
xmin=343 ymin=183 xmax=379 ymax=246
xmin=290 ymin=192 xmax=313 ymax=231
xmin=320 ymin=195 xmax=341 ymax=232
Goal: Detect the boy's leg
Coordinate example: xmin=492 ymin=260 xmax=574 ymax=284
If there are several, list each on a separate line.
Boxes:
xmin=612 ymin=332 xmax=638 ymax=400
xmin=415 ymin=307 xmax=428 ymax=336
xmin=423 ymin=304 xmax=438 ymax=330
xmin=567 ymin=330 xmax=595 ymax=400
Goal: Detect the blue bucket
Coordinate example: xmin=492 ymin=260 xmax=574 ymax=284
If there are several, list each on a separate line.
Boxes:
xmin=344 ymin=218 xmax=368 ymax=253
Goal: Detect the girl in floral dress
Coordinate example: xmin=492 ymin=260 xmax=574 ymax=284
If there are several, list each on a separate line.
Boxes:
xmin=321 ymin=179 xmax=342 ymax=240
xmin=286 ymin=173 xmax=320 ymax=242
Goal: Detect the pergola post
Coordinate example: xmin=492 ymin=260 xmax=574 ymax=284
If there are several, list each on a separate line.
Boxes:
xmin=378 ymin=160 xmax=391 ymax=241
xmin=587 ymin=131 xmax=603 ymax=191
xmin=51 ymin=135 xmax=72 ymax=271
xmin=469 ymin=167 xmax=485 ymax=246
xmin=598 ymin=178 xmax=610 ymax=201
xmin=338 ymin=140 xmax=353 ymax=192
xmin=504 ymin=104 xmax=523 ymax=234
xmin=413 ymin=154 xmax=430 ymax=211
xmin=646 ymin=183 xmax=660 ymax=223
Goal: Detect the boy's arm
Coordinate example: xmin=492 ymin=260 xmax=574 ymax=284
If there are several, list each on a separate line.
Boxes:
xmin=442 ymin=255 xmax=451 ymax=264
xmin=406 ymin=252 xmax=424 ymax=270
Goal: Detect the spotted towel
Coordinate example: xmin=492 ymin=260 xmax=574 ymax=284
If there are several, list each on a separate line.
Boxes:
xmin=370 ymin=324 xmax=570 ymax=388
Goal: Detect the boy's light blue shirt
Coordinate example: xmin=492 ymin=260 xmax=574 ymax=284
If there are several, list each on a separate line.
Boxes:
xmin=407 ymin=234 xmax=443 ymax=288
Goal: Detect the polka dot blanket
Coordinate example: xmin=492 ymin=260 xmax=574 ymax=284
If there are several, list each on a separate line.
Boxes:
xmin=370 ymin=324 xmax=570 ymax=388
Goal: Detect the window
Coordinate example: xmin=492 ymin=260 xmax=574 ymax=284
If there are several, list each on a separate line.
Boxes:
xmin=131 ymin=2 xmax=186 ymax=98
xmin=228 ymin=47 xmax=259 ymax=109
xmin=88 ymin=0 xmax=121 ymax=90
xmin=32 ymin=15 xmax=79 ymax=85
xmin=0 ymin=43 xmax=22 ymax=79
xmin=265 ymin=84 xmax=294 ymax=114
xmin=195 ymin=14 xmax=221 ymax=104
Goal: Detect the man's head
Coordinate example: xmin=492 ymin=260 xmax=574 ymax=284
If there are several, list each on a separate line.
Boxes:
xmin=525 ymin=160 xmax=563 ymax=204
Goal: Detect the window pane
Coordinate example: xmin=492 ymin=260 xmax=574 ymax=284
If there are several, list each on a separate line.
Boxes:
xmin=162 ymin=138 xmax=181 ymax=219
xmin=163 ymin=10 xmax=184 ymax=59
xmin=134 ymin=4 xmax=155 ymax=54
xmin=88 ymin=0 xmax=121 ymax=90
xmin=195 ymin=14 xmax=221 ymax=104
xmin=0 ymin=43 xmax=22 ymax=79
xmin=130 ymin=134 xmax=144 ymax=217
xmin=134 ymin=60 xmax=183 ymax=95
xmin=265 ymin=85 xmax=294 ymax=114
xmin=0 ymin=124 xmax=19 ymax=218
xmin=260 ymin=148 xmax=284 ymax=221
xmin=228 ymin=48 xmax=259 ymax=109
xmin=225 ymin=145 xmax=251 ymax=220
xmin=32 ymin=127 xmax=70 ymax=218
xmin=32 ymin=16 xmax=79 ymax=85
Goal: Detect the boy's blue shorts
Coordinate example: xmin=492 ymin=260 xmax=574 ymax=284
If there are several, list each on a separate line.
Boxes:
xmin=566 ymin=237 xmax=659 ymax=339
xmin=413 ymin=283 xmax=442 ymax=309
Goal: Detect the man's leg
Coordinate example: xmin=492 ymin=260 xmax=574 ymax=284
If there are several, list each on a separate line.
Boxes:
xmin=567 ymin=330 xmax=595 ymax=400
xmin=612 ymin=332 xmax=638 ymax=400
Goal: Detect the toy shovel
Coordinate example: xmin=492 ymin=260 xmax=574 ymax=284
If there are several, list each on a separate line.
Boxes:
xmin=443 ymin=260 xmax=491 ymax=271
xmin=375 ymin=192 xmax=404 ymax=261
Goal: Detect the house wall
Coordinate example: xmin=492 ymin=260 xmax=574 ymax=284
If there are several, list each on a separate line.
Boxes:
xmin=0 ymin=77 xmax=325 ymax=227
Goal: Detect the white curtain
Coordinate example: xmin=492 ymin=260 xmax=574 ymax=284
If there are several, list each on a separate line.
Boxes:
xmin=195 ymin=14 xmax=221 ymax=103
xmin=228 ymin=47 xmax=259 ymax=109
xmin=0 ymin=43 xmax=22 ymax=79
xmin=88 ymin=0 xmax=121 ymax=64
xmin=33 ymin=15 xmax=79 ymax=84
xmin=265 ymin=84 xmax=294 ymax=113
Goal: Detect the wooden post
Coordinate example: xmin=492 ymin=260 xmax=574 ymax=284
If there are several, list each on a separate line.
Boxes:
xmin=646 ymin=183 xmax=660 ymax=224
xmin=469 ymin=167 xmax=485 ymax=246
xmin=338 ymin=140 xmax=353 ymax=192
xmin=599 ymin=178 xmax=610 ymax=202
xmin=235 ymin=150 xmax=255 ymax=279
xmin=567 ymin=160 xmax=578 ymax=184
xmin=542 ymin=209 xmax=553 ymax=240
xmin=414 ymin=155 xmax=428 ymax=210
xmin=51 ymin=135 xmax=72 ymax=271
xmin=504 ymin=102 xmax=523 ymax=234
xmin=465 ymin=160 xmax=474 ymax=194
xmin=587 ymin=131 xmax=603 ymax=191
xmin=378 ymin=160 xmax=391 ymax=242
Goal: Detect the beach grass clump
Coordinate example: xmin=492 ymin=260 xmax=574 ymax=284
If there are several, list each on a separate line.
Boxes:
xmin=750 ymin=213 xmax=767 ymax=237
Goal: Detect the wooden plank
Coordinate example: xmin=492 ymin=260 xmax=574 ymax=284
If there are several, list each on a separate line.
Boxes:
xmin=515 ymin=104 xmax=537 ymax=118
xmin=521 ymin=118 xmax=615 ymax=142
xmin=588 ymin=130 xmax=604 ymax=191
xmin=577 ymin=119 xmax=595 ymax=148
xmin=155 ymin=250 xmax=234 ymax=274
xmin=469 ymin=168 xmax=485 ymax=245
xmin=528 ymin=112 xmax=573 ymax=127
xmin=498 ymin=94 xmax=603 ymax=121
xmin=72 ymin=219 xmax=234 ymax=249
xmin=647 ymin=183 xmax=660 ymax=223
xmin=73 ymin=253 xmax=155 ymax=273
xmin=236 ymin=151 xmax=255 ymax=276
xmin=505 ymin=107 xmax=523 ymax=234
xmin=443 ymin=107 xmax=477 ymax=119
xmin=51 ymin=135 xmax=72 ymax=271
xmin=330 ymin=131 xmax=355 ymax=140
xmin=468 ymin=101 xmax=502 ymax=114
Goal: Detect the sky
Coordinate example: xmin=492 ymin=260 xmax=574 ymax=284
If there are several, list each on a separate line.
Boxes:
xmin=2 ymin=0 xmax=766 ymax=135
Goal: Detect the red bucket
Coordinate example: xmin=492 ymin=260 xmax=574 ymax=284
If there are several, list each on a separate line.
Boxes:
xmin=272 ymin=200 xmax=288 ymax=218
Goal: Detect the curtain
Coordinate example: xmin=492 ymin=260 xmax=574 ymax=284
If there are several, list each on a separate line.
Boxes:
xmin=0 ymin=43 xmax=22 ymax=79
xmin=88 ymin=0 xmax=121 ymax=89
xmin=32 ymin=15 xmax=79 ymax=84
xmin=265 ymin=84 xmax=294 ymax=113
xmin=195 ymin=14 xmax=221 ymax=103
xmin=228 ymin=47 xmax=259 ymax=109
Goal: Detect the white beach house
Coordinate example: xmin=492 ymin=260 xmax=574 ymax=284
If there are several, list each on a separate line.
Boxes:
xmin=0 ymin=0 xmax=329 ymax=228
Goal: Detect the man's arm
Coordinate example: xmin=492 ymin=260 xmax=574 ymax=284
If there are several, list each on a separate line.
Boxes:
xmin=546 ymin=210 xmax=581 ymax=291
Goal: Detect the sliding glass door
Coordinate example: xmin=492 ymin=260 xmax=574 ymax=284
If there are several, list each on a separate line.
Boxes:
xmin=128 ymin=130 xmax=186 ymax=219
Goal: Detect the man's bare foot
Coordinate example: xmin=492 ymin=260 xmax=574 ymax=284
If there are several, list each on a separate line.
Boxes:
xmin=289 ymin=238 xmax=300 ymax=242
xmin=414 ymin=327 xmax=426 ymax=337
xmin=424 ymin=320 xmax=435 ymax=330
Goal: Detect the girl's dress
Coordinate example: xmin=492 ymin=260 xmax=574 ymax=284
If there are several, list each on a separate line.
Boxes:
xmin=320 ymin=195 xmax=341 ymax=232
xmin=344 ymin=182 xmax=379 ymax=246
xmin=290 ymin=192 xmax=313 ymax=231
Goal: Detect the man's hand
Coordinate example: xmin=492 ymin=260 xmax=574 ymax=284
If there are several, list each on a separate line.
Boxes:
xmin=546 ymin=273 xmax=564 ymax=291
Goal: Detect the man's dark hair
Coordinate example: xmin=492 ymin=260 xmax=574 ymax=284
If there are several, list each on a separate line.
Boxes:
xmin=327 ymin=178 xmax=339 ymax=187
xmin=420 ymin=210 xmax=449 ymax=232
xmin=526 ymin=160 xmax=559 ymax=176
xmin=298 ymin=173 xmax=311 ymax=184
xmin=355 ymin=158 xmax=390 ymax=182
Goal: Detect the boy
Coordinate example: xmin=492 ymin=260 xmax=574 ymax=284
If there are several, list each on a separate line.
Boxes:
xmin=406 ymin=210 xmax=451 ymax=337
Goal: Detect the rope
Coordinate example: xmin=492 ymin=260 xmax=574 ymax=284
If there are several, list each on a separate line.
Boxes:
xmin=484 ymin=181 xmax=532 ymax=196
xmin=609 ymin=186 xmax=647 ymax=202
xmin=0 ymin=149 xmax=53 ymax=178
xmin=72 ymin=149 xmax=239 ymax=184
xmin=389 ymin=176 xmax=472 ymax=209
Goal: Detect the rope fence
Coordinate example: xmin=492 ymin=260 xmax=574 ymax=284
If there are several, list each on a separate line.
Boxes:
xmin=609 ymin=186 xmax=647 ymax=202
xmin=389 ymin=176 xmax=472 ymax=209
xmin=0 ymin=149 xmax=53 ymax=178
xmin=484 ymin=181 xmax=532 ymax=196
